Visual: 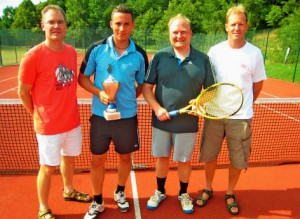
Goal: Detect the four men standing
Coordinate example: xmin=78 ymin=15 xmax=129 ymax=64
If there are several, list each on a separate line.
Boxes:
xmin=17 ymin=3 xmax=266 ymax=218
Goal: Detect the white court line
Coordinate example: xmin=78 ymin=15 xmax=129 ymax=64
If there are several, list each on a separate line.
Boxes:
xmin=130 ymin=170 xmax=141 ymax=219
xmin=0 ymin=76 xmax=18 ymax=83
xmin=260 ymin=91 xmax=279 ymax=98
xmin=0 ymin=87 xmax=17 ymax=95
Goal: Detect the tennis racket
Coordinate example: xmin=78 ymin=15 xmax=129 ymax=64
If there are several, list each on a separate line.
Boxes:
xmin=168 ymin=82 xmax=244 ymax=119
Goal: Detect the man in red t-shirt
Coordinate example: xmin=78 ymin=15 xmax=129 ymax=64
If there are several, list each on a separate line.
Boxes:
xmin=18 ymin=5 xmax=91 ymax=219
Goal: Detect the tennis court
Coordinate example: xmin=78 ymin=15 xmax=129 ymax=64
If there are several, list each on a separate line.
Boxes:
xmin=0 ymin=61 xmax=300 ymax=218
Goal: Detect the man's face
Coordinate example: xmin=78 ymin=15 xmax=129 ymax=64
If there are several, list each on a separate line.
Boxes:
xmin=169 ymin=19 xmax=192 ymax=50
xmin=41 ymin=9 xmax=66 ymax=42
xmin=225 ymin=12 xmax=249 ymax=43
xmin=110 ymin=12 xmax=135 ymax=42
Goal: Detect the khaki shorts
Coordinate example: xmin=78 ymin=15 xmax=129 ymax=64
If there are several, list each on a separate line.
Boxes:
xmin=152 ymin=127 xmax=197 ymax=162
xmin=200 ymin=119 xmax=252 ymax=169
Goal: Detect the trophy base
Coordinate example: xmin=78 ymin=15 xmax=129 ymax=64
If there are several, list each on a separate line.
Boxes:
xmin=104 ymin=110 xmax=121 ymax=121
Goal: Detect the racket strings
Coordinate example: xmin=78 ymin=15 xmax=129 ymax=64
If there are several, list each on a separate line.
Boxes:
xmin=195 ymin=84 xmax=243 ymax=118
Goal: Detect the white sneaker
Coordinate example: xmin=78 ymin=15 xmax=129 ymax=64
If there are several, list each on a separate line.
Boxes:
xmin=147 ymin=190 xmax=166 ymax=210
xmin=178 ymin=193 xmax=194 ymax=214
xmin=114 ymin=190 xmax=129 ymax=212
xmin=84 ymin=201 xmax=105 ymax=219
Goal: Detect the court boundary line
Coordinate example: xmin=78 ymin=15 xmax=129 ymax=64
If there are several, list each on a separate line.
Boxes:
xmin=0 ymin=87 xmax=17 ymax=95
xmin=260 ymin=91 xmax=279 ymax=98
xmin=0 ymin=76 xmax=18 ymax=83
xmin=130 ymin=170 xmax=141 ymax=219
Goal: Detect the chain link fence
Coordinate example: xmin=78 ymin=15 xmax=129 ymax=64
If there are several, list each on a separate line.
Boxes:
xmin=0 ymin=28 xmax=299 ymax=82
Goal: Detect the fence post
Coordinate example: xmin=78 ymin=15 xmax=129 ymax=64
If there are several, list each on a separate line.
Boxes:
xmin=0 ymin=36 xmax=3 ymax=66
xmin=292 ymin=44 xmax=300 ymax=83
xmin=263 ymin=29 xmax=270 ymax=63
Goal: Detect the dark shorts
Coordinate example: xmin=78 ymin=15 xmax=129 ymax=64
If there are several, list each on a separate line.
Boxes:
xmin=89 ymin=114 xmax=140 ymax=155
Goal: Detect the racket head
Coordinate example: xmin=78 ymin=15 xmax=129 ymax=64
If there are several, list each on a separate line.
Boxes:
xmin=195 ymin=82 xmax=244 ymax=119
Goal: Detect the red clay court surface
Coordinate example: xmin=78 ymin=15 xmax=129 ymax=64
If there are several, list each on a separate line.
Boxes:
xmin=1 ymin=63 xmax=300 ymax=218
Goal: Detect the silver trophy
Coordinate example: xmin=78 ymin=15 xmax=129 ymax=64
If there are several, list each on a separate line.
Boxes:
xmin=102 ymin=64 xmax=121 ymax=120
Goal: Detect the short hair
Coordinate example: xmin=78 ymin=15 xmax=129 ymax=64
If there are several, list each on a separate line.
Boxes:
xmin=226 ymin=4 xmax=248 ymax=22
xmin=168 ymin=14 xmax=191 ymax=30
xmin=41 ymin=5 xmax=66 ymax=22
xmin=111 ymin=4 xmax=134 ymax=21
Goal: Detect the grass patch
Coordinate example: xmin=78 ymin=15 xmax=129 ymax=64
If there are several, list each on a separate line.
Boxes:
xmin=265 ymin=61 xmax=300 ymax=84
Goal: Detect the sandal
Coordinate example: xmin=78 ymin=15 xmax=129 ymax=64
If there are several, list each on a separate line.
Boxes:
xmin=38 ymin=209 xmax=55 ymax=219
xmin=225 ymin=194 xmax=239 ymax=215
xmin=63 ymin=189 xmax=92 ymax=203
xmin=195 ymin=189 xmax=213 ymax=207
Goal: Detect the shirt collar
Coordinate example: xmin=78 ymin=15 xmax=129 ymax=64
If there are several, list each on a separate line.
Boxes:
xmin=107 ymin=35 xmax=136 ymax=53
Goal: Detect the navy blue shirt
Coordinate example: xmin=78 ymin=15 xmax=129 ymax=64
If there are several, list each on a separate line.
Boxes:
xmin=144 ymin=46 xmax=214 ymax=133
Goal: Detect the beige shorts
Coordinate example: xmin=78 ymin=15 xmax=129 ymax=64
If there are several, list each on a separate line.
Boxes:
xmin=200 ymin=119 xmax=252 ymax=169
xmin=36 ymin=126 xmax=82 ymax=166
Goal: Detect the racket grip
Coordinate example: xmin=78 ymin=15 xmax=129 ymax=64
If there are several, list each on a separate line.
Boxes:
xmin=168 ymin=110 xmax=179 ymax=117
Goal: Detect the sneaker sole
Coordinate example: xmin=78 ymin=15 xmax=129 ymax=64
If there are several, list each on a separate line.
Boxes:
xmin=146 ymin=195 xmax=166 ymax=210
xmin=183 ymin=209 xmax=194 ymax=214
xmin=119 ymin=207 xmax=129 ymax=213
xmin=146 ymin=205 xmax=158 ymax=210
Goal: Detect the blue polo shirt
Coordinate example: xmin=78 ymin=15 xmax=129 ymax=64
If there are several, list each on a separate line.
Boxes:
xmin=144 ymin=46 xmax=215 ymax=133
xmin=82 ymin=35 xmax=148 ymax=118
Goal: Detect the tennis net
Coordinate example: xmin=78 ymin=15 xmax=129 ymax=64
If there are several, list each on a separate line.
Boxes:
xmin=1 ymin=98 xmax=300 ymax=175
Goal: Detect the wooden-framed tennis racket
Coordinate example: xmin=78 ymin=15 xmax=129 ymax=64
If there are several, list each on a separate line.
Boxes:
xmin=168 ymin=82 xmax=244 ymax=119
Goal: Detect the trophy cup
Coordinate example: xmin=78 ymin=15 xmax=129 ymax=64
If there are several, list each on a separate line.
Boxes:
xmin=102 ymin=64 xmax=121 ymax=120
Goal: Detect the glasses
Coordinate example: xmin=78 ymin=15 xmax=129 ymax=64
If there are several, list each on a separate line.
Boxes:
xmin=44 ymin=20 xmax=65 ymax=26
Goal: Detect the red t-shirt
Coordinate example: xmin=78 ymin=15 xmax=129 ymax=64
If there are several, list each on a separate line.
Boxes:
xmin=18 ymin=43 xmax=80 ymax=134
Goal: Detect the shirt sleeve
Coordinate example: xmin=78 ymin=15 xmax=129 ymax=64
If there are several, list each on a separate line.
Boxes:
xmin=83 ymin=48 xmax=97 ymax=76
xmin=253 ymin=50 xmax=267 ymax=82
xmin=18 ymin=52 xmax=37 ymax=85
xmin=144 ymin=53 xmax=159 ymax=84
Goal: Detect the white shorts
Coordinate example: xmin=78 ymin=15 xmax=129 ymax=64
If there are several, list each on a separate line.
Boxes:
xmin=152 ymin=127 xmax=197 ymax=162
xmin=36 ymin=126 xmax=82 ymax=166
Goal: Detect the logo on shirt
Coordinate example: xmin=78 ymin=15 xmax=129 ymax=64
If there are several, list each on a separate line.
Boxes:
xmin=55 ymin=64 xmax=75 ymax=89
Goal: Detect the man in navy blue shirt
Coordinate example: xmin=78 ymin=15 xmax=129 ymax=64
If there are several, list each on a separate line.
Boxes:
xmin=143 ymin=14 xmax=214 ymax=214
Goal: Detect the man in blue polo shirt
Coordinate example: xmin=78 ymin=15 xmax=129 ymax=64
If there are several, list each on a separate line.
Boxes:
xmin=143 ymin=14 xmax=214 ymax=214
xmin=78 ymin=4 xmax=148 ymax=219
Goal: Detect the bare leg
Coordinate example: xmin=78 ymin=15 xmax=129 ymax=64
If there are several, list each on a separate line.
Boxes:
xmin=195 ymin=160 xmax=217 ymax=206
xmin=37 ymin=165 xmax=56 ymax=211
xmin=178 ymin=161 xmax=191 ymax=183
xmin=156 ymin=157 xmax=170 ymax=178
xmin=118 ymin=153 xmax=132 ymax=186
xmin=91 ymin=154 xmax=107 ymax=196
xmin=226 ymin=163 xmax=241 ymax=214
xmin=60 ymin=156 xmax=75 ymax=193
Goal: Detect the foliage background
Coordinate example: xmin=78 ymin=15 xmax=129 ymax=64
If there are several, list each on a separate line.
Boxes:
xmin=0 ymin=0 xmax=299 ymax=82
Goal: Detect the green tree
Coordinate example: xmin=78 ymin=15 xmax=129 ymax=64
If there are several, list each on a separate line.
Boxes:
xmin=87 ymin=0 xmax=135 ymax=29
xmin=65 ymin=0 xmax=89 ymax=29
xmin=151 ymin=0 xmax=204 ymax=43
xmin=0 ymin=7 xmax=16 ymax=29
xmin=35 ymin=0 xmax=67 ymax=25
xmin=199 ymin=0 xmax=229 ymax=34
xmin=11 ymin=0 xmax=39 ymax=29
xmin=266 ymin=5 xmax=284 ymax=27
xmin=280 ymin=7 xmax=300 ymax=63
